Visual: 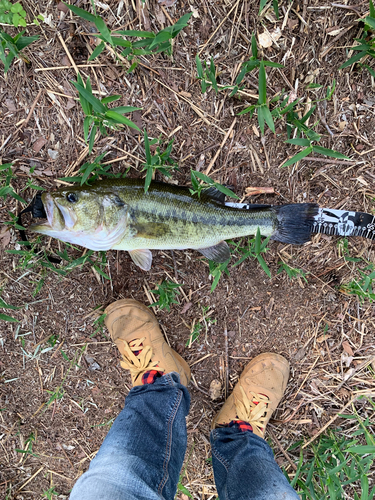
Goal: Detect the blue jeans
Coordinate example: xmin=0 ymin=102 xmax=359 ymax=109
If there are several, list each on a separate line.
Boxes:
xmin=70 ymin=373 xmax=299 ymax=500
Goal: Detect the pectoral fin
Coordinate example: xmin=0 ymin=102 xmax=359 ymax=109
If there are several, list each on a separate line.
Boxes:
xmin=129 ymin=249 xmax=153 ymax=271
xmin=197 ymin=241 xmax=230 ymax=263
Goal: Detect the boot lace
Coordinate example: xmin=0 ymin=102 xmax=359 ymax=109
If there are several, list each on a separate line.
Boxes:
xmin=234 ymin=385 xmax=270 ymax=435
xmin=118 ymin=337 xmax=164 ymax=382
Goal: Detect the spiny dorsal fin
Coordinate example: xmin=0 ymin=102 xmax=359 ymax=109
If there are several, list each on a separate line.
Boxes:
xmin=203 ymin=187 xmax=226 ymax=204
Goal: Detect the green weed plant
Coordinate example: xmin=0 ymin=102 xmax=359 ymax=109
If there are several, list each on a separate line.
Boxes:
xmin=0 ymin=1 xmax=26 ymax=27
xmin=0 ymin=29 xmax=38 ymax=73
xmin=142 ymin=132 xmax=179 ymax=193
xmin=290 ymin=398 xmax=375 ymax=499
xmin=65 ymin=3 xmax=192 ymax=71
xmin=72 ymin=74 xmax=141 ymax=153
xmin=339 ymin=0 xmax=375 ymax=77
xmin=151 ymin=280 xmax=182 ymax=312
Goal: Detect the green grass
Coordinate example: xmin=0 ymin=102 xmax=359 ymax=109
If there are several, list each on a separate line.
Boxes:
xmin=189 ymin=170 xmax=238 ymax=200
xmin=65 ymin=3 xmax=192 ymax=71
xmin=142 ymin=132 xmax=179 ymax=193
xmin=339 ymin=1 xmax=375 ymax=77
xmin=207 ymin=232 xmax=271 ymax=292
xmin=0 ymin=293 xmax=20 ymax=322
xmin=288 ymin=397 xmax=375 ymax=499
xmin=0 ymin=28 xmax=38 ymax=73
xmin=186 ymin=305 xmax=216 ymax=346
xmin=150 ymin=280 xmax=182 ymax=312
xmin=277 ymin=261 xmax=308 ymax=283
xmin=71 ymin=74 xmax=141 ymax=153
xmin=41 ymin=487 xmax=58 ymax=500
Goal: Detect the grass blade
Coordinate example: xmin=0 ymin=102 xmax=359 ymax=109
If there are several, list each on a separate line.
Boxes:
xmin=281 ymin=146 xmax=313 ymax=168
xmin=105 ymin=110 xmax=140 ymax=130
xmin=258 ymin=61 xmax=267 ymax=105
xmin=312 ymin=145 xmax=350 ymax=160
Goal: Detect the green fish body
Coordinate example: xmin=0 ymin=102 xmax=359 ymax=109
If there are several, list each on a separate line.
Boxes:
xmin=30 ymin=178 xmax=318 ymax=270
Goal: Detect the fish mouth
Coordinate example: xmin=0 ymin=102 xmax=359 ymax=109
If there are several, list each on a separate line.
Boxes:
xmin=30 ymin=193 xmax=65 ymax=233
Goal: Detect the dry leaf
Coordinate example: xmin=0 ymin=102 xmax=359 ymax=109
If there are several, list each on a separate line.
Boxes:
xmin=252 ymin=124 xmax=260 ymax=137
xmin=5 ymin=98 xmax=17 ymax=112
xmin=327 ymin=27 xmax=344 ymax=36
xmin=0 ymin=227 xmax=11 ymax=249
xmin=341 ymin=352 xmax=353 ymax=368
xmin=56 ymin=2 xmax=68 ymax=13
xmin=342 ymin=340 xmax=354 ymax=356
xmin=32 ymin=137 xmax=47 ymax=153
xmin=181 ymin=302 xmax=192 ymax=314
xmin=154 ymin=4 xmax=165 ymax=27
xmin=258 ymin=28 xmax=281 ymax=48
xmin=338 ymin=120 xmax=347 ymax=131
xmin=158 ymin=0 xmax=177 ymax=6
xmin=258 ymin=31 xmax=273 ymax=48
xmin=190 ymin=5 xmax=199 ymax=18
xmin=343 ymin=367 xmax=355 ymax=381
xmin=209 ymin=379 xmax=222 ymax=400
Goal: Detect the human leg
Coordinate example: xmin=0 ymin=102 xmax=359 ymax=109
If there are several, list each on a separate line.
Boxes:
xmin=70 ymin=299 xmax=191 ymax=500
xmin=211 ymin=353 xmax=300 ymax=500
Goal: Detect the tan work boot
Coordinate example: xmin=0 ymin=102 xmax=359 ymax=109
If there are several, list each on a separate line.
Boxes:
xmin=212 ymin=353 xmax=290 ymax=438
xmin=105 ymin=299 xmax=191 ymax=386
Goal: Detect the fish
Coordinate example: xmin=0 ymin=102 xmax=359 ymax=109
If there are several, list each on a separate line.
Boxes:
xmin=29 ymin=178 xmax=375 ymax=271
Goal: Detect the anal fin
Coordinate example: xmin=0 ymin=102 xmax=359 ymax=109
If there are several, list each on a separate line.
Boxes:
xmin=129 ymin=249 xmax=153 ymax=271
xmin=197 ymin=241 xmax=230 ymax=263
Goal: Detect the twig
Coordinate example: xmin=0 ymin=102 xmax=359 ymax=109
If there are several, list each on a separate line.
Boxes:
xmin=17 ymin=466 xmax=44 ymax=492
xmin=198 ymin=0 xmax=241 ymax=55
xmin=34 ymin=64 xmax=105 ymax=71
xmin=57 ymin=32 xmax=79 ymax=75
xmin=302 ymin=390 xmax=375 ymax=449
xmin=268 ymin=428 xmax=298 ymax=471
xmin=204 ymin=118 xmax=237 ymax=175
xmin=223 ymin=327 xmax=229 ymax=399
xmin=14 ymin=89 xmax=43 ymax=133
xmin=335 ymin=355 xmax=375 ymax=391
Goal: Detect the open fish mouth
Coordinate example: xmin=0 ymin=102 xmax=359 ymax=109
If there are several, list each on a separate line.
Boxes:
xmin=30 ymin=193 xmax=65 ymax=233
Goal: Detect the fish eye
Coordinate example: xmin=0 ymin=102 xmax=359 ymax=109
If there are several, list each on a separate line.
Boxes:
xmin=114 ymin=195 xmax=125 ymax=207
xmin=66 ymin=192 xmax=78 ymax=203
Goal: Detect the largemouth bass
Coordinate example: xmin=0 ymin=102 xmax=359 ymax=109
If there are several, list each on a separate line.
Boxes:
xmin=29 ymin=179 xmax=374 ymax=270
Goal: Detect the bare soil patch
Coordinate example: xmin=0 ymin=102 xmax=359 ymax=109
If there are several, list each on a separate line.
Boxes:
xmin=1 ymin=1 xmax=375 ymax=498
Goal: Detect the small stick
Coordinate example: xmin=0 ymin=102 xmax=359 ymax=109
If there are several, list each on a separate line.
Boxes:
xmin=14 ymin=89 xmax=43 ymax=133
xmin=57 ymin=441 xmax=74 ymax=468
xmin=57 ymin=32 xmax=79 ymax=75
xmin=198 ymin=0 xmax=241 ymax=55
xmin=35 ymin=64 xmax=104 ymax=71
xmin=302 ymin=391 xmax=375 ymax=449
xmin=16 ymin=466 xmax=44 ymax=492
xmin=268 ymin=428 xmax=298 ymax=471
xmin=223 ymin=327 xmax=229 ymax=399
xmin=204 ymin=118 xmax=237 ymax=175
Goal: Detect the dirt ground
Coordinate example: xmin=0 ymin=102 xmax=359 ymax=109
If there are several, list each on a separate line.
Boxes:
xmin=1 ymin=0 xmax=375 ymax=498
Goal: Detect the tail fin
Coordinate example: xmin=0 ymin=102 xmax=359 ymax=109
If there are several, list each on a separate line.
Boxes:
xmin=271 ymin=203 xmax=319 ymax=244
